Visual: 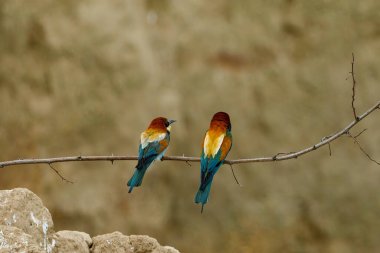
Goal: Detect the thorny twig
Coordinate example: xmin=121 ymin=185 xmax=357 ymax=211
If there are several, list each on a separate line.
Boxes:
xmin=48 ymin=163 xmax=74 ymax=184
xmin=350 ymin=53 xmax=359 ymax=120
xmin=353 ymin=128 xmax=367 ymax=138
xmin=321 ymin=136 xmax=332 ymax=156
xmin=346 ymin=132 xmax=380 ymax=166
xmin=229 ymin=164 xmax=242 ymax=186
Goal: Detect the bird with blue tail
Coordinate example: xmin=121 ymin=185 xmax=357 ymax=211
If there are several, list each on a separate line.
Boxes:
xmin=195 ymin=112 xmax=232 ymax=213
xmin=127 ymin=117 xmax=176 ymax=193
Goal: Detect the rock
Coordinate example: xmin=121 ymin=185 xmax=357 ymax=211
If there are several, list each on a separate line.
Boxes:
xmin=0 ymin=225 xmax=44 ymax=253
xmin=0 ymin=188 xmax=180 ymax=253
xmin=91 ymin=231 xmax=133 ymax=253
xmin=159 ymin=246 xmax=181 ymax=253
xmin=91 ymin=233 xmax=181 ymax=253
xmin=53 ymin=230 xmax=92 ymax=253
xmin=0 ymin=188 xmax=55 ymax=249
xmin=129 ymin=235 xmax=160 ymax=253
xmin=128 ymin=235 xmax=181 ymax=253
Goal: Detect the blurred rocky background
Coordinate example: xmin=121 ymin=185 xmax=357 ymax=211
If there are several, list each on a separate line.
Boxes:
xmin=0 ymin=0 xmax=380 ymax=252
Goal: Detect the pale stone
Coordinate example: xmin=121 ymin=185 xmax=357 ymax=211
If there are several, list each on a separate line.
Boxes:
xmin=53 ymin=230 xmax=92 ymax=253
xmin=0 ymin=225 xmax=44 ymax=253
xmin=91 ymin=231 xmax=133 ymax=253
xmin=0 ymin=188 xmax=54 ymax=248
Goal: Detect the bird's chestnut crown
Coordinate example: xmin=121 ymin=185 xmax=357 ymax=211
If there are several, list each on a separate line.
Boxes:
xmin=148 ymin=117 xmax=176 ymax=131
xmin=211 ymin=112 xmax=231 ymax=131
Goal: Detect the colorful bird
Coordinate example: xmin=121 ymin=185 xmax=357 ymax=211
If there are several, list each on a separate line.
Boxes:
xmin=127 ymin=117 xmax=176 ymax=193
xmin=195 ymin=112 xmax=232 ymax=212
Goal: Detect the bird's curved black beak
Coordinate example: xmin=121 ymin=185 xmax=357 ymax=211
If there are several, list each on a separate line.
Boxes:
xmin=168 ymin=119 xmax=176 ymax=125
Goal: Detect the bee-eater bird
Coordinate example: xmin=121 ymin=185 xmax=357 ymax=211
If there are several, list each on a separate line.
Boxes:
xmin=195 ymin=112 xmax=232 ymax=213
xmin=127 ymin=117 xmax=176 ymax=193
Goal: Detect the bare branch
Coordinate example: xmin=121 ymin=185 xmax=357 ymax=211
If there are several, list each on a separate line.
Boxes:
xmin=0 ymin=156 xmax=140 ymax=168
xmin=225 ymin=100 xmax=380 ymax=165
xmin=0 ymin=100 xmax=378 ymax=169
xmin=350 ymin=53 xmax=359 ymax=120
xmin=347 ymin=132 xmax=380 ymax=166
xmin=162 ymin=156 xmax=200 ymax=163
xmin=272 ymin=152 xmax=296 ymax=161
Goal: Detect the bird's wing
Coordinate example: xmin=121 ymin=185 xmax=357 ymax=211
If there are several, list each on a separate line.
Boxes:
xmin=219 ymin=130 xmax=232 ymax=161
xmin=200 ymin=131 xmax=230 ymax=189
xmin=136 ymin=132 xmax=169 ymax=170
xmin=200 ymin=133 xmax=208 ymax=174
xmin=140 ymin=130 xmax=166 ymax=149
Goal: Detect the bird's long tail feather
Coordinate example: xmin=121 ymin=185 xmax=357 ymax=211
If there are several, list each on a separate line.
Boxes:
xmin=195 ymin=180 xmax=213 ymax=213
xmin=127 ymin=155 xmax=157 ymax=193
xmin=127 ymin=168 xmax=147 ymax=193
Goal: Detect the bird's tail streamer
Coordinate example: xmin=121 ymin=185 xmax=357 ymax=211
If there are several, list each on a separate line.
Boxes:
xmin=127 ymin=168 xmax=147 ymax=193
xmin=195 ymin=181 xmax=212 ymax=213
